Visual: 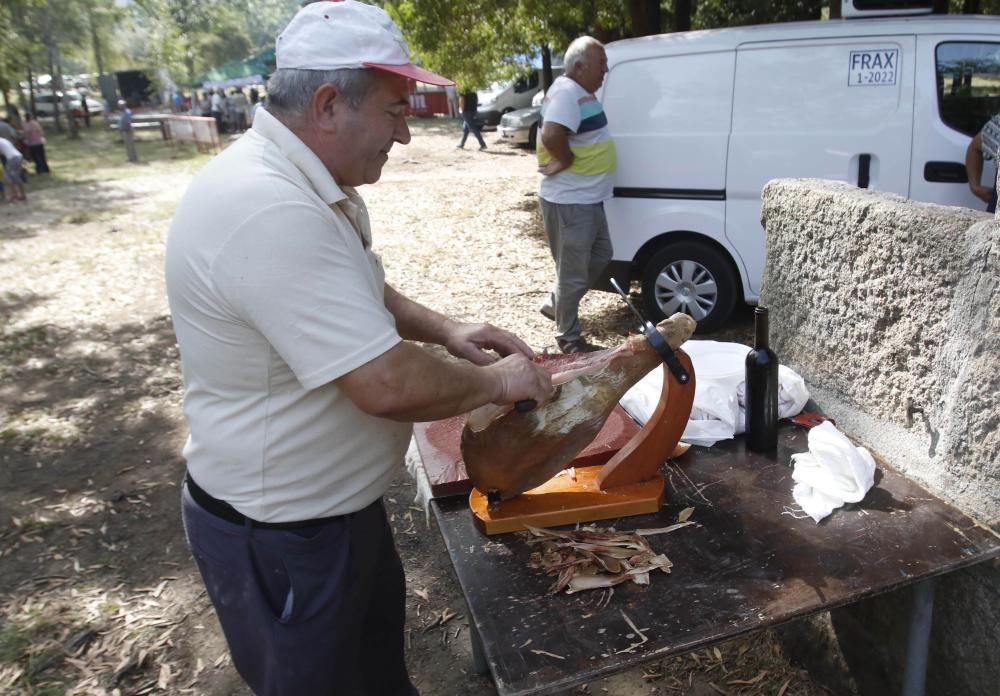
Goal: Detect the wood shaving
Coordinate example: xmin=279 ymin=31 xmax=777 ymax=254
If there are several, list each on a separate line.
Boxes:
xmin=525 ymin=524 xmax=683 ymax=595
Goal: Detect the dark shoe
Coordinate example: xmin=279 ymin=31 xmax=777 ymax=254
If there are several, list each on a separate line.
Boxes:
xmin=479 ymin=145 xmax=487 ymax=151
xmin=538 ymin=301 xmax=555 ymax=321
xmin=557 ymin=338 xmax=603 ymax=354
xmin=456 ymin=144 xmax=464 ymax=149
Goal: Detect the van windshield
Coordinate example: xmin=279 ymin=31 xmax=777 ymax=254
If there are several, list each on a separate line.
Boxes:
xmin=936 ymin=41 xmax=1000 ymax=136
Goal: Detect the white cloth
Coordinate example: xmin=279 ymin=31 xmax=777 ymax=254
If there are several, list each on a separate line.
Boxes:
xmin=619 ymin=340 xmax=810 ymax=447
xmin=790 ymin=421 xmax=876 ymax=523
xmin=538 ymin=76 xmax=615 ymax=205
xmin=165 ymin=107 xmax=411 ymax=522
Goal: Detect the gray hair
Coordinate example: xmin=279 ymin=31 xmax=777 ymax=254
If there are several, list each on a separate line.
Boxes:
xmin=266 ymin=67 xmax=378 ymax=117
xmin=564 ymin=36 xmax=604 ymax=73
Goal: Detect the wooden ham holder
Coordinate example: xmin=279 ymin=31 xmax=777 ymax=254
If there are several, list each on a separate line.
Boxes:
xmin=469 ymin=350 xmax=696 ymax=534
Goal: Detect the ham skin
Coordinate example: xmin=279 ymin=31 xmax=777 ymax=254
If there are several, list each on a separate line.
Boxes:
xmin=461 ymin=313 xmax=696 ymax=500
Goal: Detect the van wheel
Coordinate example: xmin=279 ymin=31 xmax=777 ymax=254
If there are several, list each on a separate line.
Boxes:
xmin=640 ymin=242 xmax=737 ymax=333
xmin=528 ymin=123 xmax=538 ymax=150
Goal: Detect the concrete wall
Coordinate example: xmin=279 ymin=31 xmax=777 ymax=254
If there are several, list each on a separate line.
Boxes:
xmin=759 ymin=179 xmax=999 ymax=696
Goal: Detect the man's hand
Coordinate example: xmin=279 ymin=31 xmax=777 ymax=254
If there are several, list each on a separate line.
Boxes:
xmin=485 ymin=353 xmax=554 ymax=406
xmin=538 ymin=159 xmax=567 ymax=177
xmin=538 ymin=121 xmax=573 ymax=177
xmin=443 ymin=321 xmax=534 ymax=366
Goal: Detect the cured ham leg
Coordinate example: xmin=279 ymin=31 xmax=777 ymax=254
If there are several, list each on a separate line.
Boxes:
xmin=462 ymin=313 xmax=696 ymax=500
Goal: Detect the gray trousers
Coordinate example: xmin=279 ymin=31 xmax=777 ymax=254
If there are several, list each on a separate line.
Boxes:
xmin=122 ymin=128 xmax=138 ymax=162
xmin=539 ymin=198 xmax=613 ymax=343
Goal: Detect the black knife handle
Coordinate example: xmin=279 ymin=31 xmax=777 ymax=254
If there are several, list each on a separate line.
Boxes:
xmin=515 ymin=399 xmax=537 ymax=413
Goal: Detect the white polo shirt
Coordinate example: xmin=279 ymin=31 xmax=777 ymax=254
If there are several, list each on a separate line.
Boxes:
xmin=165 ymin=108 xmax=412 ymax=521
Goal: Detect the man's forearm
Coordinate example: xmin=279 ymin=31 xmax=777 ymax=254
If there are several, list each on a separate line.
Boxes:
xmin=337 ymin=340 xmax=500 ymax=422
xmin=384 ymin=284 xmax=454 ymax=346
xmin=540 ymin=123 xmax=574 ymax=169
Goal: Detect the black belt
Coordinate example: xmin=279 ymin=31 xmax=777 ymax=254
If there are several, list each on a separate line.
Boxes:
xmin=185 ymin=472 xmax=345 ymax=530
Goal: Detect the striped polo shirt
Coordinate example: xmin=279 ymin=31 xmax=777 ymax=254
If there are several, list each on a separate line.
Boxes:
xmin=537 ymin=75 xmax=617 ymax=205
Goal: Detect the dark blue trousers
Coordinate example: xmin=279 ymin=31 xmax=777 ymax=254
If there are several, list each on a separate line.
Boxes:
xmin=459 ymin=113 xmax=486 ymax=148
xmin=181 ymin=484 xmax=417 ymax=695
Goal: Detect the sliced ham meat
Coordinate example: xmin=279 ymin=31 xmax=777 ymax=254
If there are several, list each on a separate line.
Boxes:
xmin=462 ymin=313 xmax=696 ymax=500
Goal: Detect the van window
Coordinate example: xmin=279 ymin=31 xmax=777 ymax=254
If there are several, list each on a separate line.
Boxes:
xmin=936 ymin=42 xmax=1000 ymax=137
xmin=514 ymin=71 xmax=539 ymax=94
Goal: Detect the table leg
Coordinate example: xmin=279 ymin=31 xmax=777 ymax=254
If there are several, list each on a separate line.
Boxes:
xmin=901 ymin=577 xmax=935 ymax=696
xmin=468 ymin=617 xmax=489 ymax=675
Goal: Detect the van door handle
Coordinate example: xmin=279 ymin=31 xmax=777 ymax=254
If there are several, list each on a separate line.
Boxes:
xmin=858 ymin=154 xmax=871 ymax=189
xmin=923 ymin=161 xmax=968 ymax=184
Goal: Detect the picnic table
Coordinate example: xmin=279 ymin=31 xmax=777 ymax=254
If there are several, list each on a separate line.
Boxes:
xmin=427 ymin=422 xmax=1000 ymax=696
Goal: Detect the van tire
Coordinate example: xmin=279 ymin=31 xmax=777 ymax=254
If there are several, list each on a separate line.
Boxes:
xmin=528 ymin=123 xmax=538 ymax=150
xmin=640 ymin=242 xmax=737 ymax=333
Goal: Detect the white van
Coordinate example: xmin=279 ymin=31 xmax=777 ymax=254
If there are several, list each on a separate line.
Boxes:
xmin=476 ymin=70 xmax=546 ymax=126
xmin=599 ymin=8 xmax=1000 ymax=331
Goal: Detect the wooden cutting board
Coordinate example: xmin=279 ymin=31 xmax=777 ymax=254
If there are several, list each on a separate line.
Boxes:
xmin=413 ymin=405 xmax=641 ymax=499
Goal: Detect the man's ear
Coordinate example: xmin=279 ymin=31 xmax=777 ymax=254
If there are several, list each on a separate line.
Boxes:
xmin=310 ymin=83 xmax=343 ymax=131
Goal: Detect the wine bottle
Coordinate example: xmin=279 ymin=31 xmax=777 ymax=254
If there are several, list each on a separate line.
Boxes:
xmin=745 ymin=306 xmax=779 ymax=451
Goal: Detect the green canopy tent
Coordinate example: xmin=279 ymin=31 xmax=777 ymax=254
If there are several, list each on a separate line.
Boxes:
xmin=194 ymin=47 xmax=275 ymax=90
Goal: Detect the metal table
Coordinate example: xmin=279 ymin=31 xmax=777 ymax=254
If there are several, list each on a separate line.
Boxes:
xmin=430 ymin=423 xmax=1000 ymax=696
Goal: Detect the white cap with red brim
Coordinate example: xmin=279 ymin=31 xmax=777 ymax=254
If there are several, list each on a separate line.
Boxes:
xmin=276 ymin=0 xmax=454 ymax=86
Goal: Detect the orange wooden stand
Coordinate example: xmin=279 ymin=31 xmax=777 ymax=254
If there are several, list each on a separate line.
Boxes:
xmin=471 ymin=351 xmax=696 ymax=535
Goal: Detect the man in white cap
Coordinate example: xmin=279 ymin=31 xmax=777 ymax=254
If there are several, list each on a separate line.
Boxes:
xmin=165 ymin=3 xmax=552 ymax=694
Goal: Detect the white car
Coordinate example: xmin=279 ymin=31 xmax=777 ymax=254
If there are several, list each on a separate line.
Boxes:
xmin=598 ymin=8 xmax=1000 ymax=331
xmin=32 ymin=91 xmax=104 ymax=118
xmin=498 ymin=89 xmax=545 ymax=149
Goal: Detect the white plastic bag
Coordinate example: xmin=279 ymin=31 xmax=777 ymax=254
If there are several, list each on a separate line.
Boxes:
xmin=619 ymin=340 xmax=810 ymax=447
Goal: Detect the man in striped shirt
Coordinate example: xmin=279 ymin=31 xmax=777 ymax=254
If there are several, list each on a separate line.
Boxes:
xmin=965 ymin=114 xmax=1000 ymax=213
xmin=537 ymin=36 xmax=617 ymax=354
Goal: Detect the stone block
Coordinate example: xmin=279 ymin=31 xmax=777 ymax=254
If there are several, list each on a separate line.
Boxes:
xmin=759 ymin=178 xmax=999 ymax=696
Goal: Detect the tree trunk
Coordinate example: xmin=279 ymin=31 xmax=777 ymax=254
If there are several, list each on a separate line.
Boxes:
xmin=46 ymin=40 xmax=63 ymax=133
xmin=541 ymin=44 xmax=553 ymax=93
xmin=932 ymin=0 xmax=949 ymax=12
xmin=673 ymin=0 xmax=692 ymax=32
xmin=628 ymin=0 xmax=662 ymax=37
xmin=962 ymin=0 xmax=981 ymax=13
xmin=90 ymin=10 xmax=104 ymax=75
xmin=830 ymin=0 xmax=842 ymax=19
xmin=27 ymin=64 xmax=36 ymax=118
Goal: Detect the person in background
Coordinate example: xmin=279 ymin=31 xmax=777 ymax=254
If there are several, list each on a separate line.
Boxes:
xmin=965 ymin=114 xmax=1000 ymax=214
xmin=165 ymin=2 xmax=551 ymax=694
xmin=0 ymin=136 xmax=27 ymax=202
xmin=210 ymin=89 xmax=224 ymax=133
xmin=536 ymin=36 xmax=616 ymax=354
xmin=445 ymin=83 xmax=458 ymax=118
xmin=6 ymin=104 xmax=22 ymax=129
xmin=456 ymin=87 xmax=486 ymax=150
xmin=79 ymin=89 xmax=91 ymax=128
xmin=117 ymin=100 xmax=138 ymax=163
xmin=232 ymin=88 xmax=249 ymax=133
xmin=249 ymin=94 xmax=265 ymax=125
xmin=22 ymin=113 xmax=49 ymax=174
xmin=0 ymin=116 xmax=19 ymax=145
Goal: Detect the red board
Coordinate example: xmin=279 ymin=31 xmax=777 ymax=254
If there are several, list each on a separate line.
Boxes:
xmin=413 ymin=405 xmax=641 ymax=499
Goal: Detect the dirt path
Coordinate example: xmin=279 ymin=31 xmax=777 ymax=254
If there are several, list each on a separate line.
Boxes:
xmin=0 ymin=120 xmax=829 ymax=695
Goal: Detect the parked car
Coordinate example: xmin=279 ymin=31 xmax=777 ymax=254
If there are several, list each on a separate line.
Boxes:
xmin=32 ymin=91 xmax=104 ymax=118
xmin=498 ymin=90 xmax=544 ymax=149
xmin=476 ymin=68 xmax=563 ymax=127
xmin=597 ymin=7 xmax=1000 ymax=332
